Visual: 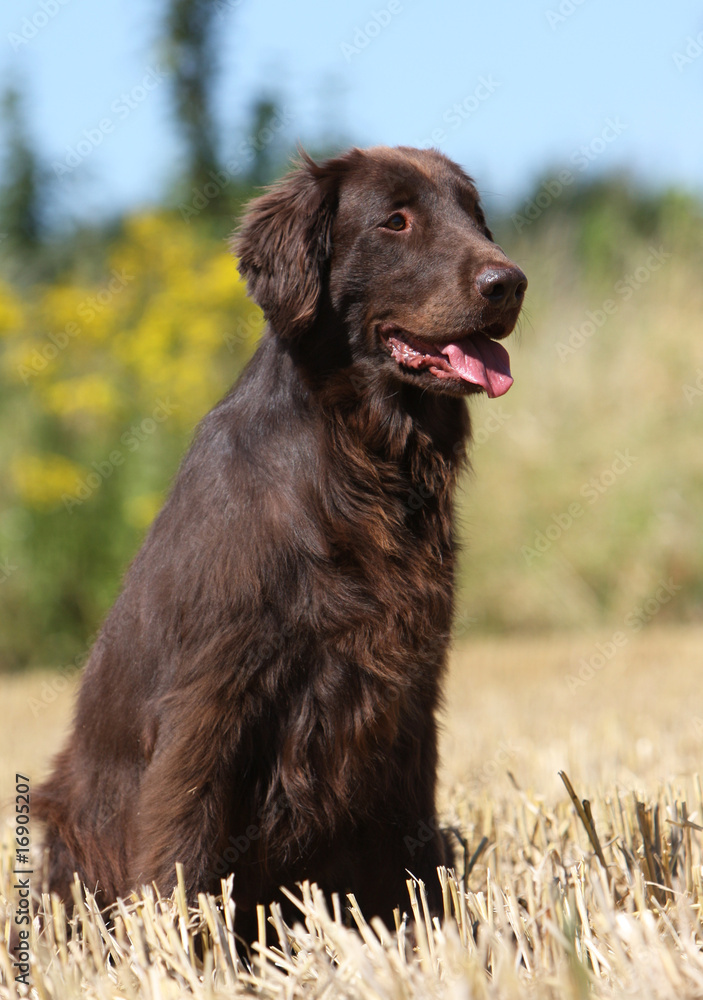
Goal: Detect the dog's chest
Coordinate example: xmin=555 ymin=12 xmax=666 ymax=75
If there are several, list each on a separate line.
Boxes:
xmin=313 ymin=466 xmax=457 ymax=666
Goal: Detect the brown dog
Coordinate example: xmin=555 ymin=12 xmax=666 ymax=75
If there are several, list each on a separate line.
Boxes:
xmin=36 ymin=146 xmax=526 ymax=935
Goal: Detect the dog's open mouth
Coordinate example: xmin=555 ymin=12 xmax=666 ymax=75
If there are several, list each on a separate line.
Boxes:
xmin=379 ymin=325 xmax=513 ymax=398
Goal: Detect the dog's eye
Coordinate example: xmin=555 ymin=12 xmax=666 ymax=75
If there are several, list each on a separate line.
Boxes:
xmin=384 ymin=212 xmax=408 ymax=231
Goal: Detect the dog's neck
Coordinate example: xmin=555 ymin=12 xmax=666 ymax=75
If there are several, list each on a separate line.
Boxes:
xmin=275 ymin=319 xmax=472 ymax=471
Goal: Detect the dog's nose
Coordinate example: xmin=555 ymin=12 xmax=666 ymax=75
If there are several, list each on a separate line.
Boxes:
xmin=476 ymin=266 xmax=527 ymax=309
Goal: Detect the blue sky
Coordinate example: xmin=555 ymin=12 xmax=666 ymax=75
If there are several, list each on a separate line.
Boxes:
xmin=2 ymin=0 xmax=701 ymax=223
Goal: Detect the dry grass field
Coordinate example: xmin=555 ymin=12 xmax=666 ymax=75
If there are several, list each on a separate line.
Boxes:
xmin=1 ymin=81 xmax=701 ymax=1000
xmin=2 ymin=624 xmax=703 ymax=998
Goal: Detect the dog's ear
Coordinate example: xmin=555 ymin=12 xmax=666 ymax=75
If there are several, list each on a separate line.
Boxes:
xmin=232 ymin=149 xmax=360 ymax=338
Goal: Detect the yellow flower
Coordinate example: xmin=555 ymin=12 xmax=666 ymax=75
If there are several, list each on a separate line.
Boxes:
xmin=43 ymin=374 xmax=119 ymax=418
xmin=201 ymin=253 xmax=244 ymax=307
xmin=0 ymin=281 xmax=25 ymax=335
xmin=38 ymin=285 xmax=89 ymax=332
xmin=10 ymin=453 xmax=85 ymax=509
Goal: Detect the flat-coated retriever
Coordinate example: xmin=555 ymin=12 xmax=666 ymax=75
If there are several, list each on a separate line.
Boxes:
xmin=36 ymin=146 xmax=526 ymax=934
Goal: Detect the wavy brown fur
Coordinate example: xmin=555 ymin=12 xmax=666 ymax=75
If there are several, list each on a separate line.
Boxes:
xmin=35 ymin=145 xmax=525 ymax=936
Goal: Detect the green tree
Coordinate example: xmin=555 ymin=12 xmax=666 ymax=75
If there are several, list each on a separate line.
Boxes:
xmin=164 ymin=0 xmax=221 ymax=195
xmin=0 ymin=87 xmax=44 ymax=251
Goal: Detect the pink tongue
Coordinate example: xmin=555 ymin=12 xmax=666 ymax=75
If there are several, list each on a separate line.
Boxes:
xmin=440 ymin=334 xmax=513 ymax=398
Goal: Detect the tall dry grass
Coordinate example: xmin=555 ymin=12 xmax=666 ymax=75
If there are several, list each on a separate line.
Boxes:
xmin=2 ymin=625 xmax=703 ymax=998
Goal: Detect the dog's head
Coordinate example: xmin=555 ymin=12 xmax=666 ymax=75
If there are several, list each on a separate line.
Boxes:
xmin=234 ymin=146 xmax=526 ymax=399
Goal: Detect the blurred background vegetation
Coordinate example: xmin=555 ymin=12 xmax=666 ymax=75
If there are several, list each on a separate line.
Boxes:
xmin=0 ymin=0 xmax=701 ymax=671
